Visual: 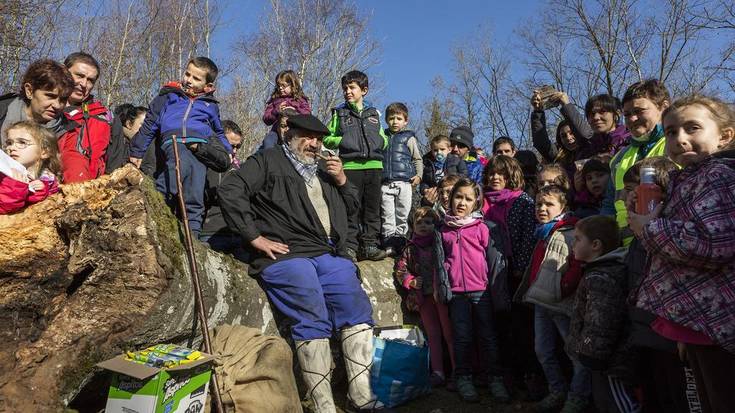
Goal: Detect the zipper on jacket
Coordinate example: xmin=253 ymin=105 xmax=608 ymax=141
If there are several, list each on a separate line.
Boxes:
xmin=359 ymin=109 xmax=369 ymax=159
xmin=181 ymin=98 xmax=195 ymax=139
xmin=457 ymin=230 xmax=468 ymax=293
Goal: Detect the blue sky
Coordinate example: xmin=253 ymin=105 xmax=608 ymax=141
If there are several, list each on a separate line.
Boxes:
xmin=213 ymin=0 xmax=541 ymax=113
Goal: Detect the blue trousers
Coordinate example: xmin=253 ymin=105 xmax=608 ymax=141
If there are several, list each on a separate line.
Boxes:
xmin=449 ymin=289 xmax=501 ymax=376
xmin=260 ymin=254 xmax=374 ymax=341
xmin=534 ymin=305 xmax=591 ymax=398
xmin=155 ymin=142 xmax=206 ymax=236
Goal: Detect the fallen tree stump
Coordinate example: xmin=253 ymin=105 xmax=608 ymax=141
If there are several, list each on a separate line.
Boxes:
xmin=0 ymin=165 xmax=408 ymax=412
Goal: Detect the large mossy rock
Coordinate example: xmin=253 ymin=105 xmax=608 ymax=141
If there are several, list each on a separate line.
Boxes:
xmin=0 ymin=166 xmax=407 ymax=412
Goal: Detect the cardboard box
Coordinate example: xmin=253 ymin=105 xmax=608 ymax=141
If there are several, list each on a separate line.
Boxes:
xmin=97 ymin=353 xmax=214 ymax=413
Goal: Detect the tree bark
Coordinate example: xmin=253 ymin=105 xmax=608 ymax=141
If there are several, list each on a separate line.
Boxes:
xmin=0 ymin=165 xmax=407 ymax=412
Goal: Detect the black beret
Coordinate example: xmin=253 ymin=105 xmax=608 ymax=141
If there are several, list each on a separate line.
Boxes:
xmin=286 ymin=114 xmax=330 ymax=136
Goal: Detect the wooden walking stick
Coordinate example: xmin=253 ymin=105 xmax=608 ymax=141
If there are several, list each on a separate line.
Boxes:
xmin=171 ymin=139 xmax=225 ymax=413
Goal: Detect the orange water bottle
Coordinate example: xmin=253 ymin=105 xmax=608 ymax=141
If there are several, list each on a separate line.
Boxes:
xmin=636 ymin=166 xmax=663 ymax=214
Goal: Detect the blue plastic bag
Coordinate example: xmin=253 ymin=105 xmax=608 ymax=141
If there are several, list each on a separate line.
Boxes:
xmin=370 ymin=326 xmax=431 ymax=407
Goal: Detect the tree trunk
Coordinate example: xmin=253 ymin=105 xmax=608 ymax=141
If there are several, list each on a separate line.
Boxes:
xmin=0 ymin=165 xmax=408 ymax=412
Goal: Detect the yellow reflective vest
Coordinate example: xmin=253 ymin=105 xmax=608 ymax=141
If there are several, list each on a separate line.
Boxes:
xmin=611 ymin=131 xmax=667 ymax=245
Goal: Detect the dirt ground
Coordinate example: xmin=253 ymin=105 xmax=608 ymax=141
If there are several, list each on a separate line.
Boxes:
xmin=322 ymin=384 xmax=538 ymax=413
xmin=389 ymin=387 xmax=536 ymax=413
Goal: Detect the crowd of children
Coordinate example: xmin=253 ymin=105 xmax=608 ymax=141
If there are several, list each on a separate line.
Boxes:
xmin=389 ymin=79 xmax=735 ymax=413
xmin=2 ymin=54 xmax=734 ymax=413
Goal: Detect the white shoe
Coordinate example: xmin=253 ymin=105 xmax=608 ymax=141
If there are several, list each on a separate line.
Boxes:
xmin=296 ymin=338 xmax=336 ymax=413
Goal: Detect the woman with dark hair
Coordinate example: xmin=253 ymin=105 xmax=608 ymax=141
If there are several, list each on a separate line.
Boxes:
xmin=531 ymin=91 xmax=629 ymax=171
xmin=531 ymin=91 xmax=630 ymax=208
xmin=0 ymin=59 xmax=76 ymax=145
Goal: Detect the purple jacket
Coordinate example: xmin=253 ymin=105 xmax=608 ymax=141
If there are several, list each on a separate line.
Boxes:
xmin=262 ymin=96 xmax=312 ymax=126
xmin=441 ymin=219 xmax=490 ymax=292
xmin=635 ymin=152 xmax=735 ymax=353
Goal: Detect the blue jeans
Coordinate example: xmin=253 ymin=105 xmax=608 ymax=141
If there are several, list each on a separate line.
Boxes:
xmin=155 ymin=142 xmax=207 ymax=236
xmin=449 ymin=290 xmax=500 ymax=376
xmin=260 ymin=254 xmax=374 ymax=341
xmin=534 ymin=305 xmax=591 ymax=398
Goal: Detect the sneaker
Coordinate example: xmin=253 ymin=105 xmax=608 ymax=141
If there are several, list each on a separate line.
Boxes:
xmin=345 ymin=247 xmax=358 ymax=263
xmin=560 ymin=395 xmax=588 ymax=413
xmin=534 ymin=391 xmax=566 ymax=413
xmin=430 ymin=372 xmax=446 ymax=387
xmin=358 ymin=244 xmax=387 ymax=261
xmin=489 ymin=376 xmax=510 ymax=403
xmin=456 ymin=375 xmax=479 ymax=403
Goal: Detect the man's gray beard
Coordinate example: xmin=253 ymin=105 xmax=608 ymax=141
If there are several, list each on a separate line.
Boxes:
xmin=288 ymin=139 xmax=317 ymax=165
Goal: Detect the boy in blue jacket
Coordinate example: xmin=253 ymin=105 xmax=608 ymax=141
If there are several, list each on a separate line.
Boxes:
xmin=129 ymin=57 xmax=232 ymax=237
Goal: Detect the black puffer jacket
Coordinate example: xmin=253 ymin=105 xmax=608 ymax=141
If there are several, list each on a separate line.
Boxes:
xmin=218 ymin=146 xmax=360 ymax=275
xmin=567 ymin=247 xmax=637 ymax=381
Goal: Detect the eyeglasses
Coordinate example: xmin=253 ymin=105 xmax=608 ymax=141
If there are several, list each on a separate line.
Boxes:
xmin=3 ymin=140 xmax=36 ymax=150
xmin=232 ymin=144 xmax=242 ymax=150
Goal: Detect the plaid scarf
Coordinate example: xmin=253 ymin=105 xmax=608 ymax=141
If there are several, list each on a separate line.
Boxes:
xmin=282 ymin=144 xmax=318 ymax=185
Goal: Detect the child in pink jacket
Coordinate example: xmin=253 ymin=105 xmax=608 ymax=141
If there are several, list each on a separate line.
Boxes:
xmin=436 ymin=177 xmax=509 ymax=404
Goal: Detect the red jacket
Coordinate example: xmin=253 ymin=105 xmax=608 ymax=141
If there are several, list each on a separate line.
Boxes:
xmin=60 ymin=99 xmax=111 ymax=183
xmin=0 ymin=172 xmax=58 ymax=214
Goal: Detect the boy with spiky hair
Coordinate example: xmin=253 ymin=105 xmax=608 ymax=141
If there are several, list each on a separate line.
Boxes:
xmin=324 ymin=70 xmax=388 ymax=261
xmin=130 ymin=57 xmax=232 ymax=237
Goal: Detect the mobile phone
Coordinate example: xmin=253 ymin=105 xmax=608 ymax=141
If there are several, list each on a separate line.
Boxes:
xmin=535 ymin=85 xmax=560 ymax=109
xmin=320 ymin=148 xmax=336 ymax=158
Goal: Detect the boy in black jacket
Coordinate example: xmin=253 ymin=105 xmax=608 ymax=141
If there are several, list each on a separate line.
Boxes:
xmin=323 ymin=70 xmax=387 ymax=261
xmin=568 ymin=215 xmax=636 ymax=413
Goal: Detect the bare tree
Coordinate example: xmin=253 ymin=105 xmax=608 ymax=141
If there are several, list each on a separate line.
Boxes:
xmin=519 ymin=0 xmax=726 ymax=101
xmin=0 ymin=0 xmax=68 ymax=93
xmin=699 ymin=0 xmax=735 ymax=93
xmin=235 ymin=0 xmax=382 ymax=121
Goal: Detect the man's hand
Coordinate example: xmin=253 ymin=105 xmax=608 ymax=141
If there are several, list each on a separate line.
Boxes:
xmin=325 ymin=155 xmax=347 ymax=186
xmin=250 ymin=236 xmax=290 ymax=260
xmin=129 ymin=157 xmax=142 ymax=168
xmin=29 ymin=180 xmax=44 ymax=192
xmin=410 ymin=175 xmax=421 ymax=187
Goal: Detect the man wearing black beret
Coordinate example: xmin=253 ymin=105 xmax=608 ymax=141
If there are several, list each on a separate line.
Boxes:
xmin=218 ymin=114 xmax=382 ymax=412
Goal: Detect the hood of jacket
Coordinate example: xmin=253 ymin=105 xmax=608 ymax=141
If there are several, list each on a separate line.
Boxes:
xmin=585 ymin=246 xmax=628 ymax=268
